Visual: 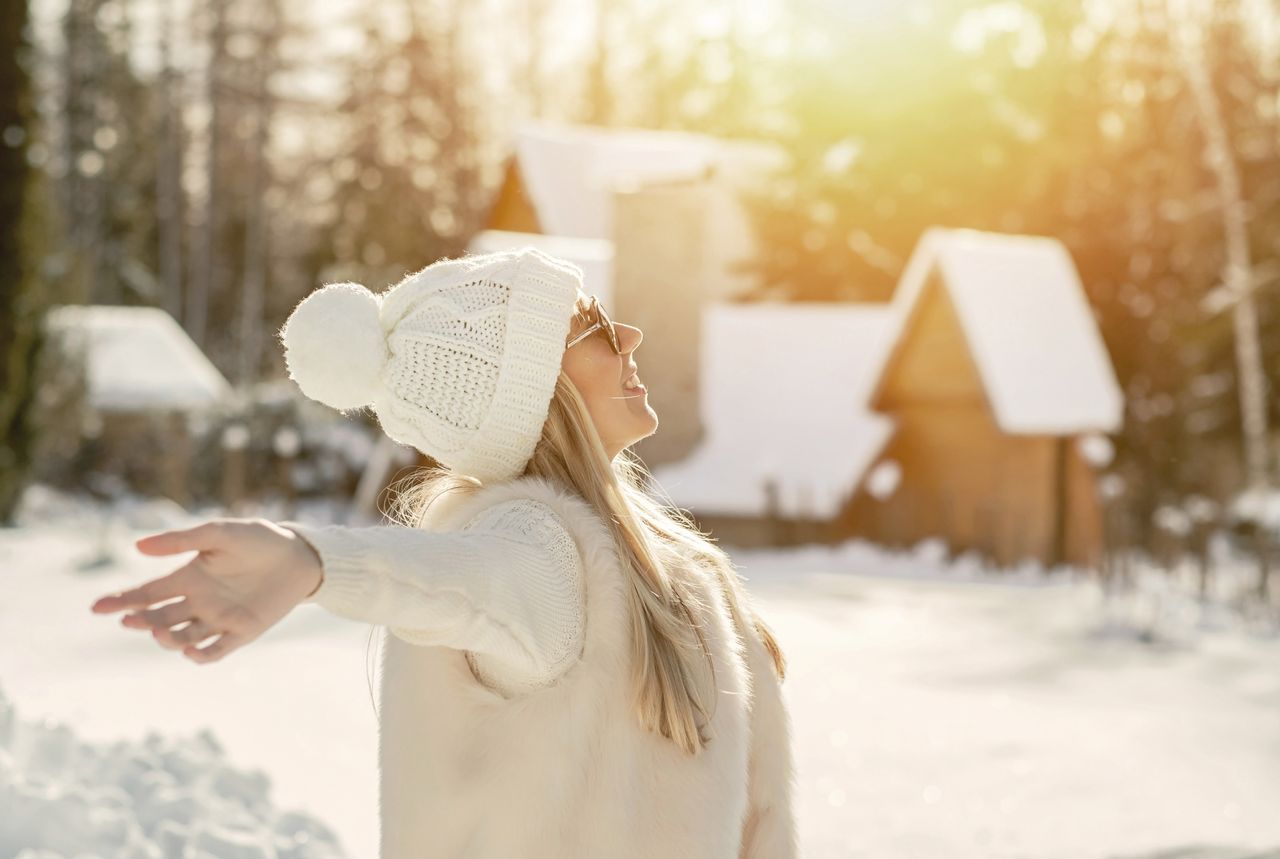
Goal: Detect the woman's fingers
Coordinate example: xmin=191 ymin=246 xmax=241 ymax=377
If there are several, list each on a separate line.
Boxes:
xmin=135 ymin=522 xmax=225 ymax=557
xmin=170 ymin=620 xmax=219 ymax=647
xmin=153 ymin=618 xmax=219 ymax=651
xmin=122 ymin=598 xmax=197 ymax=633
xmin=183 ymin=631 xmax=243 ymax=664
xmin=92 ymin=563 xmax=197 ymax=615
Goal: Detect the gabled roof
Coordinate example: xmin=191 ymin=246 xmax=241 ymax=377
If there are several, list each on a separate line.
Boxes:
xmin=865 ymin=227 xmax=1124 ymax=434
xmin=44 ymin=305 xmax=232 ymax=412
xmin=651 ymin=302 xmax=896 ymax=520
xmin=468 ymin=229 xmax=616 ymax=309
xmin=510 ymin=119 xmax=785 ymax=243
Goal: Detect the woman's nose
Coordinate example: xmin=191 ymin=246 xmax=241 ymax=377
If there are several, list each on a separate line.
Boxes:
xmin=618 ymin=323 xmax=643 ymax=352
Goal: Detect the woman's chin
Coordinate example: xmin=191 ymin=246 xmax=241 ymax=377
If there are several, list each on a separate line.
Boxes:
xmin=639 ymin=407 xmax=659 ymax=436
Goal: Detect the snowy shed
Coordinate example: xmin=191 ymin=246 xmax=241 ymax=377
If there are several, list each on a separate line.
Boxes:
xmin=841 ymin=228 xmax=1124 ymax=567
xmin=45 ymin=304 xmax=232 ymax=413
xmin=43 ymin=304 xmax=233 ymax=503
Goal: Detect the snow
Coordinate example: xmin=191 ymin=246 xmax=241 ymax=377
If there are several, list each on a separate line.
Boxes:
xmin=1077 ymin=431 xmax=1116 ymax=468
xmin=467 ymin=229 xmax=616 ymax=309
xmin=1229 ymin=486 xmax=1280 ymax=532
xmin=44 ymin=305 xmax=233 ymax=413
xmin=865 ymin=227 xmax=1125 ymax=435
xmin=4 ymin=487 xmax=1279 ymax=858
xmin=1154 ymin=504 xmax=1194 ymax=537
xmin=733 ymin=541 xmax=1280 ymax=859
xmin=865 ymin=459 xmax=902 ymax=499
xmin=0 ymin=684 xmax=345 ymax=859
xmin=513 ymin=119 xmax=722 ymax=240
xmin=652 ymin=301 xmax=897 ymax=519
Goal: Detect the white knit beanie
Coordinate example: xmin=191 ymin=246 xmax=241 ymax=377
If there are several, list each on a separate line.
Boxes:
xmin=278 ymin=246 xmax=584 ymax=484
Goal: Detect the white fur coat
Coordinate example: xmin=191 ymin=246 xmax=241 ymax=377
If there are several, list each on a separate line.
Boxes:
xmin=374 ymin=474 xmax=798 ymax=858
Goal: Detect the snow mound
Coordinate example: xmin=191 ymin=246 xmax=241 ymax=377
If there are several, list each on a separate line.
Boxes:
xmin=0 ymin=684 xmax=347 ymax=859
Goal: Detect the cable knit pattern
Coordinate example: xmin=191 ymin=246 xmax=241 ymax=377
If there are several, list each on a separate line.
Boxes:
xmin=279 ymin=498 xmax=585 ymax=696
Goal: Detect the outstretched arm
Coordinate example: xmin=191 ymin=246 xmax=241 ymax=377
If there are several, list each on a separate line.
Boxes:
xmin=281 ymin=499 xmax=586 ymax=689
xmin=91 ymin=499 xmax=586 ymax=692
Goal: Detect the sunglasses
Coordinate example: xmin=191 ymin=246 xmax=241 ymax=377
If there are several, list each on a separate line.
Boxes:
xmin=566 ymin=294 xmax=621 ymax=354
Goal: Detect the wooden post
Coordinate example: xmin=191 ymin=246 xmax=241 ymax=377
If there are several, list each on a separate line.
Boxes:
xmin=273 ymin=426 xmax=301 ymax=520
xmin=162 ymin=410 xmax=192 ymax=507
xmin=764 ymin=476 xmax=783 ymax=547
xmin=221 ymin=422 xmax=249 ymax=513
xmin=1256 ymin=527 xmax=1272 ymax=603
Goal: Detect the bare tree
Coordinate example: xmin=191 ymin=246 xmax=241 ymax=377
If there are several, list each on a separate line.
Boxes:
xmin=236 ymin=0 xmax=283 ymax=385
xmin=156 ymin=0 xmax=186 ymax=323
xmin=1166 ymin=0 xmax=1271 ymax=491
xmin=59 ymin=0 xmax=107 ymax=302
xmin=189 ymin=0 xmax=230 ymax=350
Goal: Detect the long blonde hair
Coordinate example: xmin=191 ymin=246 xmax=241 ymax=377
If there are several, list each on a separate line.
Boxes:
xmin=381 ymin=369 xmax=787 ymax=756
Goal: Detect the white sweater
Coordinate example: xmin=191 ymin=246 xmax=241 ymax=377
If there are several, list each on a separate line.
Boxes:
xmin=282 ymin=497 xmax=586 ymax=697
xmin=283 ymin=474 xmax=798 ymax=859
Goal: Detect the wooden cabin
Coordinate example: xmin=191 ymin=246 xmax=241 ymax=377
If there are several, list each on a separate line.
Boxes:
xmin=839 ymin=228 xmax=1123 ymax=568
xmin=654 ymin=228 xmax=1124 ymax=570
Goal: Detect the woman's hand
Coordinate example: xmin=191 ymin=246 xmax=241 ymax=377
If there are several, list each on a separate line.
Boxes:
xmin=90 ymin=519 xmax=324 ymax=664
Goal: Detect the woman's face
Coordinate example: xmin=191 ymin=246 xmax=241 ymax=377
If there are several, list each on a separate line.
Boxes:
xmin=561 ymin=291 xmax=659 ymax=459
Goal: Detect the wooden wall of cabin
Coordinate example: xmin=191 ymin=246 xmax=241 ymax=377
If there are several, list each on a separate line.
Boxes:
xmin=1061 ymin=438 xmax=1105 ymax=569
xmin=683 ymin=511 xmax=840 ymax=551
xmin=842 ymin=405 xmax=1059 ymax=565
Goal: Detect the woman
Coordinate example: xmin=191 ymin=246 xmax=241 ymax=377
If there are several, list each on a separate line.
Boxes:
xmin=90 ymin=247 xmax=798 ymax=858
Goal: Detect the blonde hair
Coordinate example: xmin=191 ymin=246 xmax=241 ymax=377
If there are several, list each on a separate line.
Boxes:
xmin=380 ymin=368 xmax=787 ymax=756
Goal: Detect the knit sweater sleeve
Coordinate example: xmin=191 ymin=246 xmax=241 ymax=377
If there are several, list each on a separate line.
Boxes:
xmin=277 ymin=499 xmax=585 ymax=695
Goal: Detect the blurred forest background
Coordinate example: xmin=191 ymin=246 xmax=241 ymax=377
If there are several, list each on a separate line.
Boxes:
xmin=2 ymin=0 xmax=1280 ymax=573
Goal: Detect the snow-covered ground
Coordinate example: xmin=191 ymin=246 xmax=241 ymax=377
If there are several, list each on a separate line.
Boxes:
xmin=2 ymin=489 xmax=1279 ymax=858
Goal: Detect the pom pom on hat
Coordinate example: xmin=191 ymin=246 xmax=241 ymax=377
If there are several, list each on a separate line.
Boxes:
xmin=280 ymin=282 xmax=389 ymax=411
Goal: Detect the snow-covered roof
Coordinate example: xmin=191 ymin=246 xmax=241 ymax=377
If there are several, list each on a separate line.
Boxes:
xmin=511 ymin=119 xmax=784 ymax=247
xmin=866 ymin=227 xmax=1124 ymax=434
xmin=467 ymin=229 xmax=615 ymax=310
xmin=651 ymin=302 xmax=897 ymax=520
xmin=44 ymin=305 xmax=232 ymax=412
xmin=514 ymin=120 xmax=718 ymax=239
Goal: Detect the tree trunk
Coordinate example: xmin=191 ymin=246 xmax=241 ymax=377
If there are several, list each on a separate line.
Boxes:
xmin=60 ymin=0 xmax=107 ymax=303
xmin=237 ymin=0 xmax=280 ymax=386
xmin=156 ymin=0 xmax=185 ymax=323
xmin=190 ymin=0 xmax=229 ymax=351
xmin=1166 ymin=0 xmax=1271 ymax=491
xmin=0 ymin=0 xmax=37 ymax=522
